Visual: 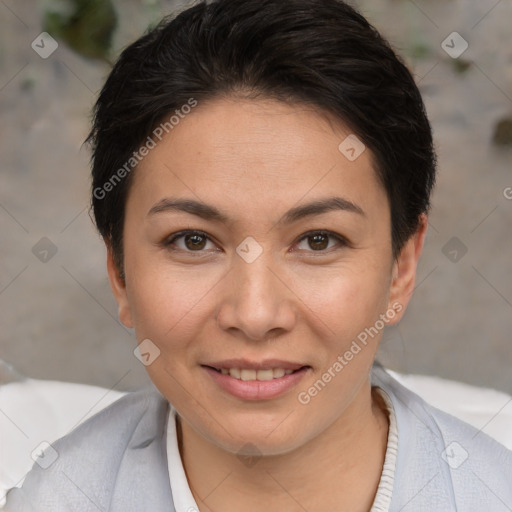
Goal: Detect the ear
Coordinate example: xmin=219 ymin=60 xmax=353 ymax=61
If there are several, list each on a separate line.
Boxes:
xmin=106 ymin=243 xmax=133 ymax=328
xmin=386 ymin=213 xmax=428 ymax=325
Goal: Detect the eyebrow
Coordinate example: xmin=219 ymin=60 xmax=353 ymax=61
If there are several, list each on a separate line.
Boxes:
xmin=147 ymin=196 xmax=365 ymax=224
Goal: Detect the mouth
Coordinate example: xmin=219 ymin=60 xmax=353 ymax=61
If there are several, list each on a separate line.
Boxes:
xmin=203 ymin=366 xmax=309 ymax=381
xmin=201 ymin=361 xmax=311 ymax=400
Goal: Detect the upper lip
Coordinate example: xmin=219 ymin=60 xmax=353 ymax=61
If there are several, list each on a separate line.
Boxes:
xmin=202 ymin=359 xmax=308 ymax=371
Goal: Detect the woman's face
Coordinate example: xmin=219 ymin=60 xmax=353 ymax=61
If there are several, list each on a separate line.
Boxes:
xmin=108 ymin=97 xmax=419 ymax=456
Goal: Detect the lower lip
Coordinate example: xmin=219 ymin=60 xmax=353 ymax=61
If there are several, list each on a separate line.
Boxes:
xmin=202 ymin=366 xmax=309 ymax=401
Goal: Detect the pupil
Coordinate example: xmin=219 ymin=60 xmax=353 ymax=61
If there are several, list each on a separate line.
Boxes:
xmin=310 ymin=234 xmax=328 ymax=250
xmin=186 ymin=234 xmax=206 ymax=250
xmin=183 ymin=233 xmax=329 ymax=251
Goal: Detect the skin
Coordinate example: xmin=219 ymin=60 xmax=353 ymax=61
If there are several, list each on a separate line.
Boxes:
xmin=107 ymin=96 xmax=427 ymax=512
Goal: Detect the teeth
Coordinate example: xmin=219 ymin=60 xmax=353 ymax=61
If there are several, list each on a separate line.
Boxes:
xmin=256 ymin=369 xmax=274 ymax=381
xmin=230 ymin=368 xmax=241 ymax=379
xmin=217 ymin=367 xmax=300 ymax=380
xmin=240 ymin=369 xmax=256 ymax=381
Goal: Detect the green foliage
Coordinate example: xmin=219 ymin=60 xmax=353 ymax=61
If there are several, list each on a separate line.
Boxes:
xmin=408 ymin=40 xmax=431 ymax=61
xmin=43 ymin=0 xmax=117 ymax=61
xmin=450 ymin=58 xmax=472 ymax=74
xmin=492 ymin=117 xmax=512 ymax=147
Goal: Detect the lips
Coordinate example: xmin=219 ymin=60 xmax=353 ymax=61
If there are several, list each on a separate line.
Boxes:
xmin=203 ymin=358 xmax=307 ymax=372
xmin=202 ymin=359 xmax=308 ymax=381
xmin=208 ymin=367 xmax=299 ymax=381
xmin=201 ymin=359 xmax=310 ymax=400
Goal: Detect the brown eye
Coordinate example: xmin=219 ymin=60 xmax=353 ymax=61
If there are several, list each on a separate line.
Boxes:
xmin=308 ymin=233 xmax=329 ymax=251
xmin=184 ymin=233 xmax=207 ymax=250
xmin=164 ymin=230 xmax=216 ymax=252
xmin=295 ymin=231 xmax=347 ymax=252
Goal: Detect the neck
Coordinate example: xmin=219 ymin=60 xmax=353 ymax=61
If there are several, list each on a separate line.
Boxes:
xmin=177 ymin=380 xmax=389 ymax=512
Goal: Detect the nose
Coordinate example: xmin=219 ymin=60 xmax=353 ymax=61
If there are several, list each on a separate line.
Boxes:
xmin=216 ymin=249 xmax=297 ymax=341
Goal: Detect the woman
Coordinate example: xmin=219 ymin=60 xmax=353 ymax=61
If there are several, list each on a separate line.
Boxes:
xmin=5 ymin=0 xmax=511 ymax=510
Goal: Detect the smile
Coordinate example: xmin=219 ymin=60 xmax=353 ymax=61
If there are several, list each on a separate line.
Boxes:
xmin=213 ymin=367 xmax=296 ymax=380
xmin=202 ymin=364 xmax=310 ymax=400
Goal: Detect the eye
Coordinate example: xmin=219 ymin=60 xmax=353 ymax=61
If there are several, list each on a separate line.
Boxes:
xmin=162 ymin=229 xmax=348 ymax=255
xmin=294 ymin=230 xmax=347 ymax=252
xmin=163 ymin=230 xmax=217 ymax=252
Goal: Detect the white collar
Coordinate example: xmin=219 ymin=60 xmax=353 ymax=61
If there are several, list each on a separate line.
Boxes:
xmin=166 ymin=387 xmax=398 ymax=512
xmin=166 ymin=404 xmax=200 ymax=512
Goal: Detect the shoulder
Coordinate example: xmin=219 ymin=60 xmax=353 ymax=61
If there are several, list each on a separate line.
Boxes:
xmin=3 ymin=386 xmax=172 ymax=512
xmin=372 ymin=365 xmax=512 ymax=510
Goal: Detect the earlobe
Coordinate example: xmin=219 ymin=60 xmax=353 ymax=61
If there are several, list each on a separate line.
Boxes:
xmin=387 ymin=214 xmax=428 ymax=325
xmin=106 ymin=244 xmax=133 ymax=328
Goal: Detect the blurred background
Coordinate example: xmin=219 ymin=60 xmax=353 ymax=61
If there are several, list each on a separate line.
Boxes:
xmin=1 ymin=0 xmax=511 ymax=393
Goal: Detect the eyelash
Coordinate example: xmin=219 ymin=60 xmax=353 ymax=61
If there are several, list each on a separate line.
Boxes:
xmin=162 ymin=229 xmax=349 ymax=255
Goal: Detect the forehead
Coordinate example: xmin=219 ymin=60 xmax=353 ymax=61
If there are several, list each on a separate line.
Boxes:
xmin=127 ymin=97 xmax=387 ymax=222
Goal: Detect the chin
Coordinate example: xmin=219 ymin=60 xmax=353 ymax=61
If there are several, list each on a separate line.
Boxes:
xmin=203 ymin=413 xmax=317 ymax=457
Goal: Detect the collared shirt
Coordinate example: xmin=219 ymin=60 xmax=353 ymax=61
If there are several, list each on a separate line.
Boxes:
xmin=6 ymin=365 xmax=512 ymax=511
xmin=166 ymin=386 xmax=399 ymax=512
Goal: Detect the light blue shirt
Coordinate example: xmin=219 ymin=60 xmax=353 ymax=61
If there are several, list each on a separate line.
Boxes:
xmin=4 ymin=365 xmax=512 ymax=511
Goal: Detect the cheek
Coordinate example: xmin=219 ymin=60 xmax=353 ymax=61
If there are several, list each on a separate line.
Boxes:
xmin=125 ymin=258 xmax=221 ymax=344
xmin=292 ymin=260 xmax=392 ymax=341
